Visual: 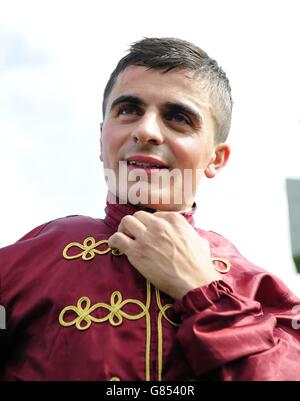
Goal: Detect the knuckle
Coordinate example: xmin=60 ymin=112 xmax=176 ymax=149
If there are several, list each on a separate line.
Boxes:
xmin=153 ymin=219 xmax=167 ymax=232
xmin=132 ymin=246 xmax=144 ymax=259
xmin=122 ymin=215 xmax=133 ymax=224
xmin=133 ymin=210 xmax=146 ymax=218
xmin=119 ymin=215 xmax=133 ymax=230
xmin=110 ymin=232 xmax=121 ymax=242
xmin=108 ymin=234 xmax=117 ymax=247
xmin=155 ymin=211 xmax=180 ymax=223
xmin=167 ymin=213 xmax=179 ymax=223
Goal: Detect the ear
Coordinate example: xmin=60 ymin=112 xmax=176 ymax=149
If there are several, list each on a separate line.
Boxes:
xmin=99 ymin=122 xmax=103 ymax=162
xmin=204 ymin=143 xmax=230 ymax=179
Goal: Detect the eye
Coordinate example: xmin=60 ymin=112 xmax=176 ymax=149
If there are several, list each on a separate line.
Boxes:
xmin=116 ymin=104 xmax=142 ymax=116
xmin=165 ymin=111 xmax=192 ymax=126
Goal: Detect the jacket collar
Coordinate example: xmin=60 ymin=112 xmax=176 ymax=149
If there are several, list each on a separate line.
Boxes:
xmin=104 ymin=192 xmax=196 ymax=230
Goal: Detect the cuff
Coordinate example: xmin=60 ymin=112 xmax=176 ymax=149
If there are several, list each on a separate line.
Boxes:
xmin=173 ymin=280 xmax=233 ymax=318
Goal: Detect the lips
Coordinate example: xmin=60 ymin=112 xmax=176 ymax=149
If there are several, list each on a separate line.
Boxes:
xmin=125 ymin=155 xmax=169 ymax=169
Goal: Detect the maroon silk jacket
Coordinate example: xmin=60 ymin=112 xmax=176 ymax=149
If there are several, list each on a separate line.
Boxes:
xmin=1 ymin=200 xmax=300 ymax=381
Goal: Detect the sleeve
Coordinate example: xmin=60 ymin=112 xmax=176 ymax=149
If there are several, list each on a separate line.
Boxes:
xmin=0 ymin=260 xmax=9 ymax=370
xmin=173 ymin=279 xmax=300 ymax=380
xmin=0 ymin=220 xmax=54 ymax=369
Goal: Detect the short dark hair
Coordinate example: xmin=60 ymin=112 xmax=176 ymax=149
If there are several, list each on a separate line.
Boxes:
xmin=102 ymin=37 xmax=233 ymax=142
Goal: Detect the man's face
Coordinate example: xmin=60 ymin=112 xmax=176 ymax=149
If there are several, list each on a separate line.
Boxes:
xmin=101 ymin=66 xmax=229 ymax=211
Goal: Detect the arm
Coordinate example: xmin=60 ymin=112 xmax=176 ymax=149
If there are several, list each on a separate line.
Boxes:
xmin=173 ymin=278 xmax=300 ymax=380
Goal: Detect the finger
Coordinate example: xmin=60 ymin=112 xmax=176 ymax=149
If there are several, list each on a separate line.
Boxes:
xmin=108 ymin=232 xmax=133 ymax=254
xmin=118 ymin=215 xmax=146 ymax=239
xmin=154 ymin=211 xmax=184 ymax=224
xmin=133 ymin=210 xmax=155 ymax=226
xmin=154 ymin=211 xmax=179 ymax=218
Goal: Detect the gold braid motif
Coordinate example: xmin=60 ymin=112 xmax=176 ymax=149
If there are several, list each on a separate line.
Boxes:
xmin=59 ymin=290 xmax=148 ymax=329
xmin=62 ymin=237 xmax=123 ymax=261
xmin=58 ymin=281 xmax=152 ymax=381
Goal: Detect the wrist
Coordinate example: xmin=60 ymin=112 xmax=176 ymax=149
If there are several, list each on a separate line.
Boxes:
xmin=175 ymin=267 xmax=222 ymax=300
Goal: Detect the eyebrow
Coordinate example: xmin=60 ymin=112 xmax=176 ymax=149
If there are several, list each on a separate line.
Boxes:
xmin=110 ymin=95 xmax=145 ymax=112
xmin=109 ymin=95 xmax=203 ymax=126
xmin=164 ymin=101 xmax=203 ymax=126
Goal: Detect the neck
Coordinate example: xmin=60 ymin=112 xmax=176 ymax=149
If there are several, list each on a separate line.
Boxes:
xmin=107 ymin=191 xmax=194 ymax=213
xmin=104 ymin=192 xmax=197 ymax=231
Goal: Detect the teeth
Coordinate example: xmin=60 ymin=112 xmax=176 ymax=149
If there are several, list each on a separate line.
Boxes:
xmin=127 ymin=161 xmax=164 ymax=168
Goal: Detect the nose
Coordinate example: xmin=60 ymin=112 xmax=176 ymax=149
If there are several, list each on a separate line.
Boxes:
xmin=131 ymin=110 xmax=164 ymax=145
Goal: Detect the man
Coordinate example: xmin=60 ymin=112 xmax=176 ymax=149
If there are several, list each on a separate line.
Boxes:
xmin=1 ymin=37 xmax=300 ymax=381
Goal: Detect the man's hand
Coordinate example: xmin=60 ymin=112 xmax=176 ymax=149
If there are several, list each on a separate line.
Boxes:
xmin=108 ymin=211 xmax=221 ymax=300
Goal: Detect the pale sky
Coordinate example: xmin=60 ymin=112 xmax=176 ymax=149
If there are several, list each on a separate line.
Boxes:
xmin=0 ymin=0 xmax=300 ymax=295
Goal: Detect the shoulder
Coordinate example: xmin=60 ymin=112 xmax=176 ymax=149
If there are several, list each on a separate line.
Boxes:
xmin=0 ymin=214 xmax=114 ymax=285
xmin=0 ymin=214 xmax=111 ymax=255
xmin=196 ymin=228 xmax=264 ymax=272
xmin=195 ymin=227 xmax=265 ymax=274
xmin=19 ymin=215 xmax=106 ymax=239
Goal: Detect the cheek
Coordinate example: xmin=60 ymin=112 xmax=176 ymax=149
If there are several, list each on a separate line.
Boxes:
xmin=101 ymin=125 xmax=125 ymax=164
xmin=171 ymin=137 xmax=209 ymax=169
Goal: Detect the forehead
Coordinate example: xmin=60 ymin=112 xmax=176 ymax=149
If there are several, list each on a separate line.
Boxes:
xmin=107 ymin=66 xmax=211 ymax=112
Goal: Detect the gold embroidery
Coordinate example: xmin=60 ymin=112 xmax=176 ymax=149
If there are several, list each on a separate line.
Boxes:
xmin=62 ymin=237 xmax=123 ymax=261
xmin=58 ymin=281 xmax=152 ymax=381
xmin=60 ymin=237 xmax=229 ymax=380
xmin=211 ymin=257 xmax=231 ymax=273
xmin=59 ymin=291 xmax=148 ymax=329
xmin=144 ymin=281 xmax=151 ymax=381
xmin=155 ymin=289 xmax=179 ymax=381
xmin=110 ymin=377 xmax=120 ymax=381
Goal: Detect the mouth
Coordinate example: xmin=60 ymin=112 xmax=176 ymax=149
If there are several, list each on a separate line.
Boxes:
xmin=127 ymin=160 xmax=169 ymax=169
xmin=125 ymin=155 xmax=169 ymax=170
